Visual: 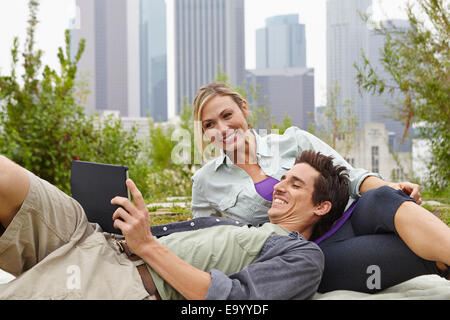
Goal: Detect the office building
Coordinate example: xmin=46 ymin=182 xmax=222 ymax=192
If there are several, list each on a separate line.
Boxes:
xmin=343 ymin=122 xmax=412 ymax=180
xmin=366 ymin=19 xmax=411 ymax=152
xmin=140 ymin=0 xmax=168 ymax=121
xmin=327 ymin=0 xmax=411 ymax=152
xmin=246 ymin=68 xmax=315 ymax=130
xmin=73 ymin=0 xmax=168 ymax=120
xmin=174 ymin=0 xmax=246 ymax=114
xmin=72 ymin=0 xmax=140 ymax=117
xmin=327 ymin=0 xmax=371 ymax=124
xmin=256 ymin=14 xmax=306 ymax=69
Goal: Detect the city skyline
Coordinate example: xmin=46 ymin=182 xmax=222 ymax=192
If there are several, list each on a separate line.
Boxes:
xmin=0 ymin=0 xmax=410 ymax=119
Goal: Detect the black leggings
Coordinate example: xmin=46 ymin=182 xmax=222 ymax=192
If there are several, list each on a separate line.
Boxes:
xmin=318 ymin=186 xmax=440 ymax=293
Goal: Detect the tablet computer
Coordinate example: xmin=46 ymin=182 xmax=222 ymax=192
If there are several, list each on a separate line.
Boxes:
xmin=70 ymin=160 xmax=130 ymax=235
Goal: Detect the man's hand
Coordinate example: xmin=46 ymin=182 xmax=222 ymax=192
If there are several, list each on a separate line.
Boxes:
xmin=111 ymin=179 xmax=154 ymax=256
xmin=387 ymin=181 xmax=422 ymax=205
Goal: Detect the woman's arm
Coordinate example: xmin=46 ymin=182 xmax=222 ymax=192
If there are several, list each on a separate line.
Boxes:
xmin=293 ymin=128 xmax=422 ymax=203
xmin=191 ymin=173 xmax=221 ymax=218
xmin=359 ymin=176 xmax=422 ymax=204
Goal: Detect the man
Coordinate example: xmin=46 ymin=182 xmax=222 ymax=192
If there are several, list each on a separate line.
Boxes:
xmin=0 ymin=150 xmax=349 ymax=299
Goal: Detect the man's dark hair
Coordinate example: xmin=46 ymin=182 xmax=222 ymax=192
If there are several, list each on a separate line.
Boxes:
xmin=295 ymin=150 xmax=350 ymax=241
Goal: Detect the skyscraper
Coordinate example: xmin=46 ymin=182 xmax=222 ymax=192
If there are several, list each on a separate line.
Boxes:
xmin=246 ymin=68 xmax=315 ymax=131
xmin=366 ymin=19 xmax=411 ymax=152
xmin=72 ymin=0 xmax=141 ymax=117
xmin=73 ymin=0 xmax=167 ymax=120
xmin=326 ymin=0 xmax=411 ymax=154
xmin=256 ymin=14 xmax=306 ymax=69
xmin=326 ymin=0 xmax=371 ymax=123
xmin=140 ymin=0 xmax=168 ymax=121
xmin=174 ymin=0 xmax=246 ymax=114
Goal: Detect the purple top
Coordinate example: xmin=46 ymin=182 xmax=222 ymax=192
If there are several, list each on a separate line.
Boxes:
xmin=254 ymin=176 xmax=357 ymax=244
xmin=313 ymin=201 xmax=357 ymax=245
xmin=254 ymin=177 xmax=280 ymax=202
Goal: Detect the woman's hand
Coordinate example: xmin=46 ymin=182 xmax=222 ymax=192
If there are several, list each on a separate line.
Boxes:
xmin=387 ymin=181 xmax=422 ymax=205
xmin=111 ymin=179 xmax=154 ymax=256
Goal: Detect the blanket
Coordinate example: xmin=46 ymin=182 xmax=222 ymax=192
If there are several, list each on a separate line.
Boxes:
xmin=1 ymin=269 xmax=448 ymax=299
xmin=311 ymin=274 xmax=450 ymax=300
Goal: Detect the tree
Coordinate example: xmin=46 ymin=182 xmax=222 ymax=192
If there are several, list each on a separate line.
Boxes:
xmin=355 ymin=0 xmax=450 ymax=191
xmin=0 ymin=0 xmax=89 ymax=192
xmin=0 ymin=0 xmax=141 ymax=194
xmin=311 ymin=82 xmax=358 ymax=159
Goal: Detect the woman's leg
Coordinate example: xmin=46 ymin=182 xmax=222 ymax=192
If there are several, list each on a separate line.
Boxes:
xmin=318 ymin=233 xmax=438 ymax=293
xmin=394 ymin=201 xmax=450 ymax=266
xmin=352 ymin=186 xmax=450 ymax=268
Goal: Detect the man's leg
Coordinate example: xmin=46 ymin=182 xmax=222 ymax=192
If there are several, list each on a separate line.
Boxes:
xmin=0 ymin=155 xmax=30 ymax=229
xmin=0 ymin=155 xmax=94 ymax=277
xmin=0 ymin=156 xmax=148 ymax=300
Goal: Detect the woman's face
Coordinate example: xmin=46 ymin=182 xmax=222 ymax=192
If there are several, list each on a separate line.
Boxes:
xmin=200 ymin=95 xmax=250 ymax=153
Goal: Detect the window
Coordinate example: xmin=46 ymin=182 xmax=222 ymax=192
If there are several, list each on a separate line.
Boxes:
xmin=371 ymin=146 xmax=379 ymax=173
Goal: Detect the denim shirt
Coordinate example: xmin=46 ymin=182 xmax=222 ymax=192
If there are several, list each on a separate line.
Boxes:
xmin=191 ymin=126 xmax=379 ymax=226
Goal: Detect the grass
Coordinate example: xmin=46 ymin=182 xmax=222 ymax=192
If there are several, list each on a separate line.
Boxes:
xmin=147 ymin=187 xmax=450 ymax=227
xmin=421 ymin=187 xmax=450 ymax=227
xmin=149 ymin=206 xmax=193 ymax=226
xmin=422 ymin=203 xmax=450 ymax=227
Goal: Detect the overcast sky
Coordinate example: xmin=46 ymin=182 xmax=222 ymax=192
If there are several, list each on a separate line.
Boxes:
xmin=0 ymin=0 xmax=409 ymax=114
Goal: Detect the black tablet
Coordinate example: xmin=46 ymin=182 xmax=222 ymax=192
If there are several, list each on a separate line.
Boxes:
xmin=70 ymin=160 xmax=130 ymax=235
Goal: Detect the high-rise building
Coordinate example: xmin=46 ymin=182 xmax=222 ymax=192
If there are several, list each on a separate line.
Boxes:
xmin=326 ymin=0 xmax=411 ymax=152
xmin=73 ymin=0 xmax=168 ymax=120
xmin=174 ymin=0 xmax=246 ymax=114
xmin=140 ymin=0 xmax=167 ymax=121
xmin=326 ymin=0 xmax=371 ymax=123
xmin=246 ymin=68 xmax=315 ymax=130
xmin=366 ymin=19 xmax=411 ymax=152
xmin=256 ymin=14 xmax=306 ymax=69
xmin=72 ymin=0 xmax=140 ymax=117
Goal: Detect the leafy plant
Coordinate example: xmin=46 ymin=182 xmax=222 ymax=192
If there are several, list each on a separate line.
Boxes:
xmin=0 ymin=0 xmax=142 ymax=195
xmin=355 ymin=0 xmax=450 ymax=191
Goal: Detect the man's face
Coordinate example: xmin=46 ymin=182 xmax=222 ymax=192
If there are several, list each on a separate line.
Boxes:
xmin=267 ymin=163 xmax=320 ymax=224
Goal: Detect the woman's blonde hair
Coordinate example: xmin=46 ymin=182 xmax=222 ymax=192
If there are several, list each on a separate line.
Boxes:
xmin=193 ymin=82 xmax=249 ymax=154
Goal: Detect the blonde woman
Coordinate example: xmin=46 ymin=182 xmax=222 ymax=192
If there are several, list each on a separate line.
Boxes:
xmin=190 ymin=82 xmax=449 ymax=293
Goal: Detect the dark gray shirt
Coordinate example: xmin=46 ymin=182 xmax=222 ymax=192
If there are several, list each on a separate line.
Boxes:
xmin=151 ymin=217 xmax=324 ymax=300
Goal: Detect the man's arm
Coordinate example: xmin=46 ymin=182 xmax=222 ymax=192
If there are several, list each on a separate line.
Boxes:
xmin=112 ymin=179 xmax=323 ymax=300
xmin=139 ymin=240 xmax=211 ymax=300
xmin=112 ymin=179 xmax=211 ymax=300
xmin=206 ymin=234 xmax=324 ymax=300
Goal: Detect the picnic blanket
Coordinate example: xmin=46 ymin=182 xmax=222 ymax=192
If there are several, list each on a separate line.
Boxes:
xmin=311 ymin=274 xmax=450 ymax=300
xmin=1 ymin=269 xmax=448 ymax=299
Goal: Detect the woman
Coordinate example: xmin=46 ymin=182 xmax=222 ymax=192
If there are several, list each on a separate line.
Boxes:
xmin=190 ymin=82 xmax=449 ymax=293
